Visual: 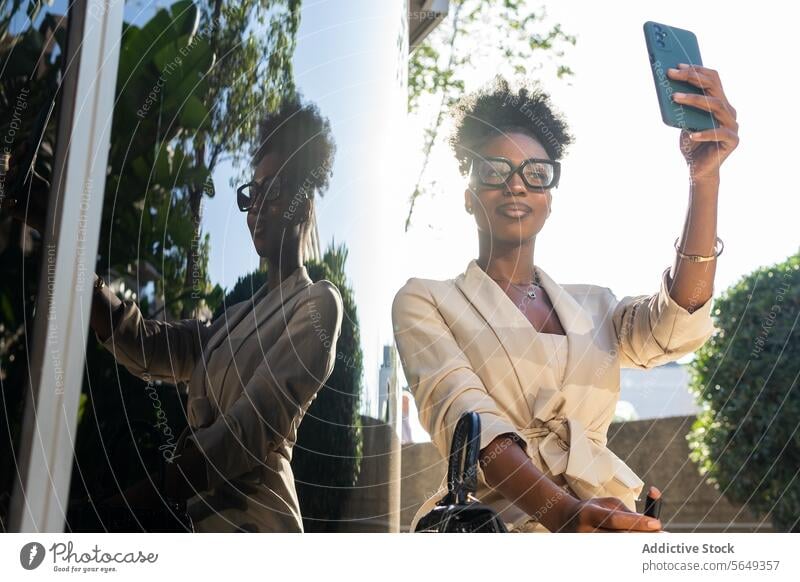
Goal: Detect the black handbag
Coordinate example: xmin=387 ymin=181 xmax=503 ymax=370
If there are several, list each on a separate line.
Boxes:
xmin=414 ymin=412 xmax=508 ymax=532
xmin=67 ymin=420 xmax=194 ymax=532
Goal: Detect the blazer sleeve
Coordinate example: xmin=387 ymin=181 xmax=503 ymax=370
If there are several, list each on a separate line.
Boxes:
xmin=610 ymin=266 xmax=717 ymax=369
xmin=96 ymin=299 xmax=234 ymax=384
xmin=392 ymin=278 xmax=522 ymax=464
xmin=186 ymin=281 xmax=343 ymax=489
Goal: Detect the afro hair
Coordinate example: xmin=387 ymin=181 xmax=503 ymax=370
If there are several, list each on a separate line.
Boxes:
xmin=449 ymin=76 xmax=574 ymax=176
xmin=251 ymin=94 xmax=336 ymax=197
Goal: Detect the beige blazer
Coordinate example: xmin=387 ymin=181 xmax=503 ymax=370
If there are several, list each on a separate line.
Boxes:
xmin=98 ymin=265 xmax=343 ymax=532
xmin=392 ymin=259 xmax=716 ymax=532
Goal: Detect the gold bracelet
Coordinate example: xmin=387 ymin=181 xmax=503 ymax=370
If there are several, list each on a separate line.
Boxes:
xmin=674 ymin=236 xmax=724 ymax=263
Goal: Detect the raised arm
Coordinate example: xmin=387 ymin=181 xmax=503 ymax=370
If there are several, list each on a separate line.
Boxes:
xmin=92 ymin=273 xmax=236 ymax=384
xmin=610 ymin=266 xmax=716 ymax=370
xmin=665 ymin=61 xmax=738 ymax=313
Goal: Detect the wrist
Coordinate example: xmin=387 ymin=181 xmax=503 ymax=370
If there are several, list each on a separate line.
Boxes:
xmin=690 ymin=172 xmax=720 ymax=191
xmin=542 ymin=491 xmax=579 ymax=532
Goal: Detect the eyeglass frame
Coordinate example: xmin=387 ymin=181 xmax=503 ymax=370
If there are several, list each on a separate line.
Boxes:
xmin=469 ymin=156 xmax=561 ymax=191
xmin=236 ymin=174 xmax=283 ymax=212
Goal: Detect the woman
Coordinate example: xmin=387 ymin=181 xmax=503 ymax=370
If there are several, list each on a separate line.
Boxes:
xmin=90 ymin=97 xmax=344 ymax=532
xmin=393 ymin=72 xmax=738 ymax=533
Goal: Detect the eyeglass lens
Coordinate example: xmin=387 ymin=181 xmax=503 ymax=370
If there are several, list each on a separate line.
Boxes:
xmin=476 ymin=159 xmax=555 ymax=188
xmin=238 ymin=177 xmax=280 ymax=211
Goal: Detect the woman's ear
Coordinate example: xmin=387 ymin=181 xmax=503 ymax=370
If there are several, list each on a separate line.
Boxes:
xmin=464 ymin=188 xmax=475 ymax=215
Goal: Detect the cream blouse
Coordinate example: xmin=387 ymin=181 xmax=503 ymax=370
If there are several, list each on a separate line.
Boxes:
xmin=509 ymin=332 xmax=573 ymax=533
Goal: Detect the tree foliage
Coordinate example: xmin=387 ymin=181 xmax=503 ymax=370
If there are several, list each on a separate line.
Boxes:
xmin=687 ymin=251 xmax=800 ymax=532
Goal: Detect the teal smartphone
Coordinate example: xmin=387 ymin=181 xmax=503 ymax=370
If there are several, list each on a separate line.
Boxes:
xmin=643 ymin=21 xmax=718 ymax=131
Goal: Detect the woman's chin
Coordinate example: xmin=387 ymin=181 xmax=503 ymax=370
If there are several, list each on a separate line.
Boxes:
xmin=491 ymin=226 xmax=539 ymax=243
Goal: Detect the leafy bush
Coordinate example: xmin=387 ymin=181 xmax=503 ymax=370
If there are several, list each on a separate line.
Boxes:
xmin=688 ymin=251 xmax=799 ymax=532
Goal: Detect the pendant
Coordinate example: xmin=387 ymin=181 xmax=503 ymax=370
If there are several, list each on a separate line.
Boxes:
xmin=527 ymin=288 xmax=536 ymax=300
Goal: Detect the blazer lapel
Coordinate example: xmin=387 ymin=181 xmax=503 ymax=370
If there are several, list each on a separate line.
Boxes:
xmin=202 ymin=281 xmax=271 ymax=357
xmin=224 ymin=265 xmax=313 ymax=355
xmin=454 ymin=260 xmax=595 ymax=419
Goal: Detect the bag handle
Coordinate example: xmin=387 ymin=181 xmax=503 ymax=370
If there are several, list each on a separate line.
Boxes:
xmin=443 ymin=412 xmax=481 ymax=505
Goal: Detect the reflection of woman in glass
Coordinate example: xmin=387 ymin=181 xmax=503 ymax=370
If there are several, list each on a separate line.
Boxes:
xmin=393 ymin=74 xmax=738 ymax=532
xmin=91 ymin=97 xmax=343 ymax=532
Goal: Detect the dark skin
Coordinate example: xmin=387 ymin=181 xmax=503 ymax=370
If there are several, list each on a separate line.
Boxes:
xmin=466 ymin=64 xmax=738 ymax=532
xmin=5 ymin=149 xmax=311 ymax=509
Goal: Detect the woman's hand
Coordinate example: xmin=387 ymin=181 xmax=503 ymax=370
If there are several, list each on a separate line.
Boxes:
xmin=554 ymin=496 xmax=663 ymax=533
xmin=667 ymin=63 xmax=739 ymax=184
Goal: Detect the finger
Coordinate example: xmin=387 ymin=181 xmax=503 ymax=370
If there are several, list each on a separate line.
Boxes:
xmin=668 ymin=64 xmax=735 ymax=120
xmin=687 ymin=127 xmax=739 ymax=145
xmin=593 ymin=497 xmax=632 ymax=513
xmin=670 ymin=63 xmax=725 ymax=94
xmin=591 ymin=507 xmax=661 ymax=532
xmin=666 ymin=64 xmax=720 ymax=96
xmin=671 ymin=93 xmax=737 ymax=128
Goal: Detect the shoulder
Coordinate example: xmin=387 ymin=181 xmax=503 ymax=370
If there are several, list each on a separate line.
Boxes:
xmin=561 ymin=281 xmax=614 ymax=298
xmin=392 ymin=275 xmax=457 ymax=311
xmin=296 ymin=279 xmax=343 ymax=325
xmin=306 ymin=278 xmax=343 ymax=305
xmin=394 ymin=275 xmax=456 ymax=300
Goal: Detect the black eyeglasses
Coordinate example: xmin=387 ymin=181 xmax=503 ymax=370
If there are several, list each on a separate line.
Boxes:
xmin=236 ymin=175 xmax=282 ymax=212
xmin=470 ymin=156 xmax=560 ymax=191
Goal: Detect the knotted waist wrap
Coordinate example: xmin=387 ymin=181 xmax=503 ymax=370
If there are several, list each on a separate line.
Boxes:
xmin=518 ymin=388 xmax=643 ymax=505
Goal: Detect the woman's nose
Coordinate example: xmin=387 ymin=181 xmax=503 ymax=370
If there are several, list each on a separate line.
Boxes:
xmin=248 ymin=204 xmax=263 ymax=223
xmin=504 ymin=171 xmax=528 ymax=195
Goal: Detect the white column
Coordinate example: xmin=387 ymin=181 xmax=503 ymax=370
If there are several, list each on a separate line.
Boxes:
xmin=8 ymin=0 xmax=125 ymax=532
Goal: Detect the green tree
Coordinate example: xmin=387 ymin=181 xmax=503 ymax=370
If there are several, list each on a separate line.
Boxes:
xmin=406 ymin=0 xmax=576 ymax=229
xmin=687 ymin=251 xmax=800 ymax=532
xmin=176 ymin=0 xmax=301 ymax=318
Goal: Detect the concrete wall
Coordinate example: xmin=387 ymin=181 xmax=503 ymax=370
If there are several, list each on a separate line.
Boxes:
xmin=400 ymin=415 xmax=774 ymax=532
xmin=339 ymin=415 xmax=401 ymax=532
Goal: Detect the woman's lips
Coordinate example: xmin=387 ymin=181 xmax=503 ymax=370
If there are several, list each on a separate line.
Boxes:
xmin=496 ymin=203 xmax=532 ymax=219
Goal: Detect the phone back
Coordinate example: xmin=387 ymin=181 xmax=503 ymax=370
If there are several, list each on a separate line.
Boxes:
xmin=643 ymin=21 xmax=718 ymax=131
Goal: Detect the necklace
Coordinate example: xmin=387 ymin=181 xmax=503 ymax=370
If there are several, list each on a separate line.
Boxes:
xmin=490 ymin=270 xmax=542 ymax=300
